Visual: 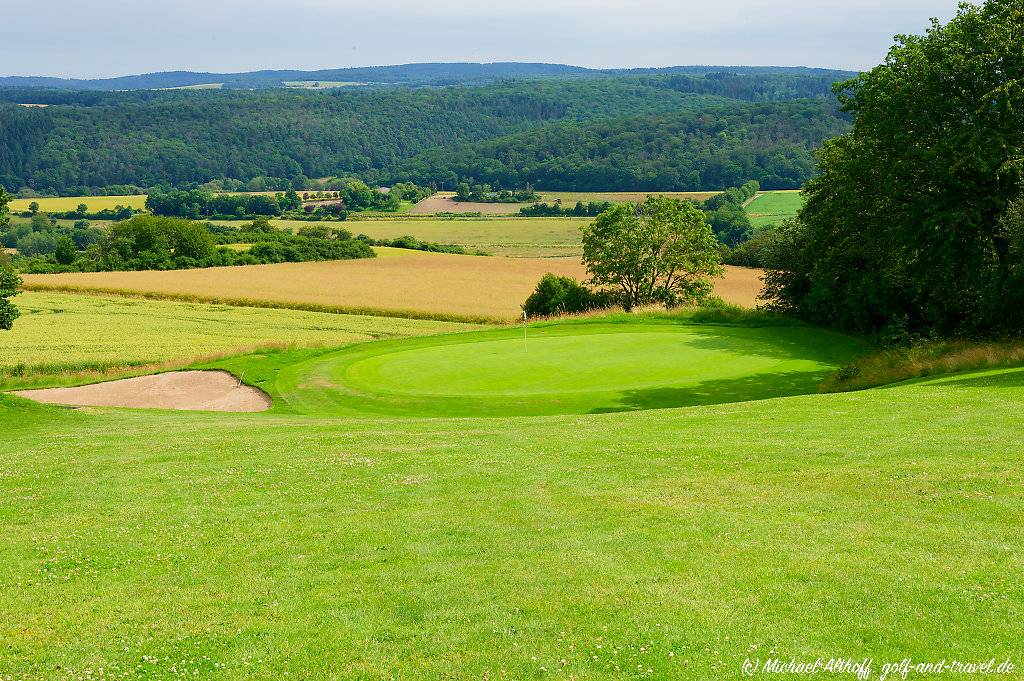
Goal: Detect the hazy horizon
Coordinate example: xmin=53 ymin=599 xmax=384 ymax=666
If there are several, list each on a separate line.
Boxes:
xmin=1 ymin=0 xmax=963 ymax=80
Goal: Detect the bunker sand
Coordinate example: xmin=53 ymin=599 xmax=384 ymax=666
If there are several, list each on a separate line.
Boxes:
xmin=12 ymin=370 xmax=271 ymax=412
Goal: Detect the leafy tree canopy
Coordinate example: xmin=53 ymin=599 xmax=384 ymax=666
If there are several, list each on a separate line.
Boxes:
xmin=765 ymin=0 xmax=1024 ymax=337
xmin=0 ymin=185 xmax=20 ymax=330
xmin=582 ymin=196 xmax=722 ymax=309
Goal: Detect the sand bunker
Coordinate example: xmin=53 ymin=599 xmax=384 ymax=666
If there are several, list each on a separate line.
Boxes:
xmin=12 ymin=371 xmax=271 ymax=412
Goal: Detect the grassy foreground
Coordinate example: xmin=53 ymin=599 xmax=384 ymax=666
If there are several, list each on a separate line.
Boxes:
xmin=2 ymin=365 xmax=1023 ymax=678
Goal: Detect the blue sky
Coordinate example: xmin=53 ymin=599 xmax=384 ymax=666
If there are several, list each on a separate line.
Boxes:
xmin=1 ymin=0 xmax=963 ymax=78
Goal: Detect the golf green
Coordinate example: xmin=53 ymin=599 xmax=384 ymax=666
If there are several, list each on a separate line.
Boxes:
xmin=269 ymin=318 xmax=865 ymax=417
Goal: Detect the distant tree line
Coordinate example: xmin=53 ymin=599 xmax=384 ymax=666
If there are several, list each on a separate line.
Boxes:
xmin=518 ymin=201 xmax=614 ymax=217
xmin=146 ymin=189 xmax=302 ymax=219
xmin=454 ymin=183 xmax=538 ymax=203
xmin=144 ymin=179 xmax=423 ymax=220
xmin=7 ymin=215 xmax=374 ymax=274
xmin=0 ymin=187 xmax=20 ymax=330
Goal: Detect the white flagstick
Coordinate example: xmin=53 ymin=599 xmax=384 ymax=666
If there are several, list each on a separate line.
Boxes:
xmin=522 ymin=310 xmax=528 ymax=352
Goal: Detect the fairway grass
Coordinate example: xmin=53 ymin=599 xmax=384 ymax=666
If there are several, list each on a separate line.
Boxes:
xmin=243 ymin=316 xmax=866 ymax=417
xmin=2 ymin=364 xmax=1022 ymax=678
xmin=21 ymin=249 xmax=767 ymax=319
xmin=1 ymin=292 xmax=479 ymax=387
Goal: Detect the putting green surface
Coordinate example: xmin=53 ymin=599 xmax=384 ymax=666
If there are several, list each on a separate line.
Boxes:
xmin=254 ymin=318 xmax=865 ymax=417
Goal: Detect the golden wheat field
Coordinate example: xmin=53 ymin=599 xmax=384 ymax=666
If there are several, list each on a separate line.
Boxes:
xmin=22 ymin=248 xmax=765 ymax=320
xmin=8 ymin=195 xmax=149 ymax=213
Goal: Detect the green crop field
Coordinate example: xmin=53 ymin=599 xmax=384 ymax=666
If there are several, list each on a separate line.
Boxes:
xmin=1 ymin=292 xmax=479 ymax=387
xmin=745 ymin=190 xmax=803 ymax=229
xmin=8 ymin=195 xmax=149 ymax=213
xmin=2 ymin=307 xmax=1022 ymax=677
xmin=338 ymin=216 xmax=590 ymax=256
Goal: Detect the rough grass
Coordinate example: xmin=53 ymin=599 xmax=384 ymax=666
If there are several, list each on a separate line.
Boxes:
xmin=1 ymin=292 xmax=480 ymax=389
xmin=21 ymin=248 xmax=768 ymax=318
xmin=2 ymin=363 xmax=1023 ymax=678
xmin=822 ymin=338 xmax=1024 ymax=392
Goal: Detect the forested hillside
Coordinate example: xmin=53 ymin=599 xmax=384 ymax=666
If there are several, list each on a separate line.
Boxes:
xmin=0 ymin=71 xmax=852 ymax=194
xmin=390 ymin=100 xmax=845 ymax=190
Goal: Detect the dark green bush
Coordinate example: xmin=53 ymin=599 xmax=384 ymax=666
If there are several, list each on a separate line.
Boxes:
xmin=523 ymin=273 xmax=615 ymax=318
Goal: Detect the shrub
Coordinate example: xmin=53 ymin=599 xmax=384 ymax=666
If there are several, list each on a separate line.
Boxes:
xmin=523 ymin=274 xmax=615 ymax=318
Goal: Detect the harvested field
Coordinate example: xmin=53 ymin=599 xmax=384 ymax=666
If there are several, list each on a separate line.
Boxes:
xmin=408 ymin=194 xmax=525 ymax=215
xmin=22 ymin=249 xmax=765 ymax=320
xmin=409 ymin=191 xmax=720 ymax=215
xmin=12 ymin=370 xmax=271 ymax=412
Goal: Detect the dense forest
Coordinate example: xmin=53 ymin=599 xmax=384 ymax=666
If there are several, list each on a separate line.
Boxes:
xmin=0 ymin=70 xmax=852 ymax=195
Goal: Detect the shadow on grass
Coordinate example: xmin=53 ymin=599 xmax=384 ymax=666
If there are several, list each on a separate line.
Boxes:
xmin=591 ymin=369 xmax=835 ymax=414
xmin=678 ymin=327 xmax=863 ymax=366
xmin=905 ymin=366 xmax=1024 ymax=390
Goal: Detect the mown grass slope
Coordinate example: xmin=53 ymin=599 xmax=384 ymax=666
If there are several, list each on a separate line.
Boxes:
xmin=2 ymin=366 xmax=1022 ymax=678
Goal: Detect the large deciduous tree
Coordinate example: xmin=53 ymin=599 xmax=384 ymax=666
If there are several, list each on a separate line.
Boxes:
xmin=764 ymin=0 xmax=1024 ymax=337
xmin=0 ymin=186 xmax=21 ymax=330
xmin=582 ymin=196 xmax=722 ymax=309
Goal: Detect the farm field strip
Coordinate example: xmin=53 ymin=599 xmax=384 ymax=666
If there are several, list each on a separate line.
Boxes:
xmin=338 ymin=216 xmax=590 ymax=257
xmin=409 ymin=191 xmax=721 ymax=215
xmin=21 ymin=248 xmax=765 ymax=320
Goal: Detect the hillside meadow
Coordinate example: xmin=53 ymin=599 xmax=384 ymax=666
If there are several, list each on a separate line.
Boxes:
xmin=745 ymin=190 xmax=802 ymax=229
xmin=21 ymin=248 xmax=766 ymax=320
